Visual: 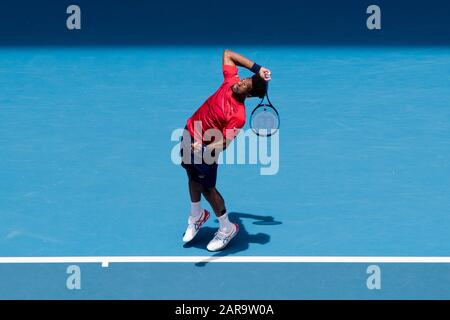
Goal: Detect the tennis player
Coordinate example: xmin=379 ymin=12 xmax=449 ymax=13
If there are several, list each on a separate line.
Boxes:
xmin=181 ymin=49 xmax=271 ymax=251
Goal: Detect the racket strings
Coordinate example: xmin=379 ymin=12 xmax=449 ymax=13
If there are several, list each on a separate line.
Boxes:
xmin=250 ymin=105 xmax=279 ymax=136
xmin=250 ymin=82 xmax=279 ymax=137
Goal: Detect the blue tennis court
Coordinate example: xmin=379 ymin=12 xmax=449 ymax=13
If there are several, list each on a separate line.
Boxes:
xmin=2 ymin=46 xmax=450 ymax=299
xmin=1 ymin=0 xmax=450 ymax=299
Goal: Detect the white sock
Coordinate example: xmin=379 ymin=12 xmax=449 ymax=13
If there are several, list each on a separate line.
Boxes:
xmin=190 ymin=201 xmax=202 ymax=220
xmin=218 ymin=213 xmax=233 ymax=233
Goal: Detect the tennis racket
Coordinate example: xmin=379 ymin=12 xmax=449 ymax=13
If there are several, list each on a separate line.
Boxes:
xmin=249 ymin=83 xmax=280 ymax=137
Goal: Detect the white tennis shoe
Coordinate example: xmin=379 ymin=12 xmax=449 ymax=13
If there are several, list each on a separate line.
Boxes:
xmin=183 ymin=209 xmax=210 ymax=243
xmin=206 ymin=223 xmax=239 ymax=252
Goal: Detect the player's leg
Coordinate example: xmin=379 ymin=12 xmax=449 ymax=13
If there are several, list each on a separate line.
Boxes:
xmin=202 ymin=187 xmax=239 ymax=251
xmin=180 ymin=132 xmax=211 ymax=243
xmin=187 ymin=172 xmax=204 ymax=220
xmin=188 ymin=174 xmax=202 ymax=203
xmin=182 ymin=171 xmax=210 ymax=243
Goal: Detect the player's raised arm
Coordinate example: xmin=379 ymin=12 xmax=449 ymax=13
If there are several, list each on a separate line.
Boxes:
xmin=222 ymin=49 xmax=254 ymax=69
xmin=223 ymin=49 xmax=272 ymax=80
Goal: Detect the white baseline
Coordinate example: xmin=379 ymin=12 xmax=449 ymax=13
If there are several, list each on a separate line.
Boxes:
xmin=1 ymin=256 xmax=450 ymax=267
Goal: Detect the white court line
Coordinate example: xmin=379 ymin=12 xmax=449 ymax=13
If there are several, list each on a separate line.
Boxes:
xmin=1 ymin=256 xmax=450 ymax=265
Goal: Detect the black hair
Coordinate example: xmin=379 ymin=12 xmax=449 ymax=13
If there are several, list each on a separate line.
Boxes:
xmin=248 ymin=74 xmax=267 ymax=98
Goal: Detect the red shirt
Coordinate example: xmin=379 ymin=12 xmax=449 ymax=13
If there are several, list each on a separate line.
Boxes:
xmin=186 ymin=64 xmax=246 ymax=144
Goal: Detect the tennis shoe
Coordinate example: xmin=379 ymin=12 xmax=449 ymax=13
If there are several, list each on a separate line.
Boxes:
xmin=206 ymin=223 xmax=239 ymax=252
xmin=183 ymin=209 xmax=210 ymax=243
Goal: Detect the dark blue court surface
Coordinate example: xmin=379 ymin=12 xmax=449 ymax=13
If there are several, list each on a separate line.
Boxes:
xmin=1 ymin=0 xmax=450 ymax=45
xmin=1 ymin=0 xmax=450 ymax=299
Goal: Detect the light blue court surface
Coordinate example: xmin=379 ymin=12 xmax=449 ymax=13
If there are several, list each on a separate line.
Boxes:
xmin=1 ymin=47 xmax=450 ymax=299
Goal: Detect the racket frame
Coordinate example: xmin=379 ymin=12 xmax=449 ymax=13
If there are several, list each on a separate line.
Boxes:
xmin=249 ymin=83 xmax=280 ymax=137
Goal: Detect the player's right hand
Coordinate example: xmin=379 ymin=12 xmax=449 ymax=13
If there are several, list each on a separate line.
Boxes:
xmin=259 ymin=67 xmax=271 ymax=81
xmin=191 ymin=141 xmax=203 ymax=153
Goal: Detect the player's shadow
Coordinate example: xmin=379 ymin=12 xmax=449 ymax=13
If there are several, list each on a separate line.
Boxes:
xmin=183 ymin=212 xmax=282 ymax=267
